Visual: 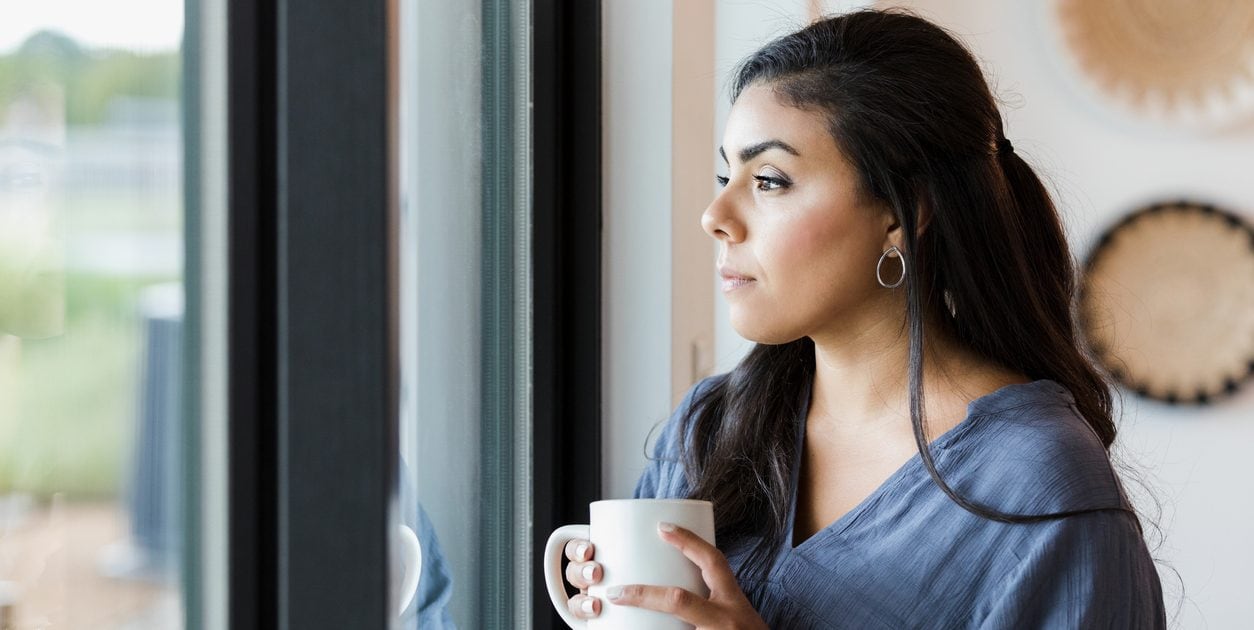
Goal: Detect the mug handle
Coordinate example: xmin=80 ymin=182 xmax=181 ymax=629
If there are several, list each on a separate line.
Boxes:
xmin=544 ymin=524 xmax=591 ymax=629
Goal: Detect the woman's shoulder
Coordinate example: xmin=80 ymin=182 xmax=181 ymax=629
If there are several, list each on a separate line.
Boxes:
xmin=682 ymin=371 xmax=729 ymax=407
xmin=635 ymin=373 xmax=730 ymax=499
xmin=942 ymin=379 xmax=1129 ymax=514
xmin=653 ymin=372 xmax=730 ymax=454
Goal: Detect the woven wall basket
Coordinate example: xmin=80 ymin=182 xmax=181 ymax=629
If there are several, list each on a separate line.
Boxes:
xmin=1078 ymin=201 xmax=1254 ymax=405
xmin=1054 ymin=0 xmax=1254 ymax=127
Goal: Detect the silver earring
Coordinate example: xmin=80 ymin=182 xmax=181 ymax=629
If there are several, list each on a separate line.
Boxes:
xmin=876 ymin=246 xmax=905 ymax=289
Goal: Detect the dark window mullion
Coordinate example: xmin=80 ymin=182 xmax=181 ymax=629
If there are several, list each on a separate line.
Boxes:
xmin=229 ymin=0 xmax=396 ymax=628
xmin=227 ymin=0 xmax=277 ymax=627
xmin=532 ymin=0 xmax=603 ymax=627
xmin=274 ymin=0 xmax=397 ymax=628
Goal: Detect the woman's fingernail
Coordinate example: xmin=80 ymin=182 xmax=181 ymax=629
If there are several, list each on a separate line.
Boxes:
xmin=575 ymin=543 xmax=588 ymax=559
xmin=581 ymin=564 xmax=596 ymax=581
xmin=607 ymin=586 xmax=623 ymax=600
xmin=658 ymin=521 xmax=676 ymax=533
xmin=580 ymin=598 xmax=596 ymax=615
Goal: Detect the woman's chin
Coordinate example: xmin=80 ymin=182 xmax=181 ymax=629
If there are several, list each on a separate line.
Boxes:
xmin=729 ymin=317 xmax=798 ymax=346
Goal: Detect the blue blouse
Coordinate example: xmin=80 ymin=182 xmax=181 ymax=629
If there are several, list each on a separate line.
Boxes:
xmin=634 ymin=374 xmax=1166 ymax=629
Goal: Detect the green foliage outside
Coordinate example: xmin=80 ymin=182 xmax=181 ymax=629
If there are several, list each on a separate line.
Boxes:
xmin=0 ymin=30 xmax=179 ymax=125
xmin=0 ymin=273 xmax=179 ymax=499
xmin=0 ymin=29 xmax=182 ymax=499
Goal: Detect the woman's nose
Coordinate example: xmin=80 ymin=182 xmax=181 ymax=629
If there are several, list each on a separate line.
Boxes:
xmin=701 ymin=192 xmax=744 ymax=243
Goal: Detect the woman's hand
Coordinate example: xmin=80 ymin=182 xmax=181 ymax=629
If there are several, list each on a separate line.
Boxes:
xmin=561 ymin=538 xmax=605 ymax=620
xmin=607 ymin=522 xmax=768 ymax=630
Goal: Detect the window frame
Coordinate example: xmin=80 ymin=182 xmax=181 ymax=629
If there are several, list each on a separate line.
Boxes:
xmin=225 ymin=0 xmax=603 ymax=626
xmin=227 ymin=0 xmax=397 ymax=627
xmin=530 ymin=0 xmax=604 ymax=627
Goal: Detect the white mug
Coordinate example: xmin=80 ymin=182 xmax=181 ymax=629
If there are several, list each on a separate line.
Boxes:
xmin=392 ymin=523 xmax=423 ymax=618
xmin=543 ymin=499 xmax=716 ymax=629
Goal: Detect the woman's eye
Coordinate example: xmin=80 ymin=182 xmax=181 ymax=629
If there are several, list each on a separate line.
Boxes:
xmin=714 ymin=173 xmax=790 ymax=191
xmin=753 ymin=175 xmax=789 ymax=192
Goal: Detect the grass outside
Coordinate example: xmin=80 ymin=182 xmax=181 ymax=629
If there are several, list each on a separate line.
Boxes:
xmin=0 ymin=272 xmax=175 ymax=499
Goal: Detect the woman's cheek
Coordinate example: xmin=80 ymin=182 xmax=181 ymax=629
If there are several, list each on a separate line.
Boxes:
xmin=780 ymin=213 xmax=838 ymax=265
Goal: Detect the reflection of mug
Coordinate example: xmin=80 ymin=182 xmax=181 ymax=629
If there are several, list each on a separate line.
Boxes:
xmin=543 ymin=499 xmax=715 ymax=629
xmin=392 ymin=524 xmax=423 ymax=618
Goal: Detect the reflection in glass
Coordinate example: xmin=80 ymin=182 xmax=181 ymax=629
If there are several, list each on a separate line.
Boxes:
xmin=394 ymin=1 xmax=483 ymax=627
xmin=393 ymin=0 xmax=532 ymax=628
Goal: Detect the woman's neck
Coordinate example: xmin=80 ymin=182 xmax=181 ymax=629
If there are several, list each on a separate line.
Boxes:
xmin=806 ymin=311 xmax=1017 ymax=434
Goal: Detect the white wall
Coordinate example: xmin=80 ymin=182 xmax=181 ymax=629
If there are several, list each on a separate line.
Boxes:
xmin=602 ymin=0 xmax=676 ymax=499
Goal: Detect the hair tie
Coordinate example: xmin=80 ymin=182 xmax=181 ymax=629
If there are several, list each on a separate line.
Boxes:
xmin=997 ymin=137 xmax=1014 ymax=155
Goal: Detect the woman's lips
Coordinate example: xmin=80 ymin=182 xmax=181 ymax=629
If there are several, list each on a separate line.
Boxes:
xmin=720 ymin=275 xmax=755 ymax=292
xmin=718 ymin=266 xmax=755 ymax=292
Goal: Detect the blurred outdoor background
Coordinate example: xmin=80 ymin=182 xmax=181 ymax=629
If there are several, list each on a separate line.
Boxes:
xmin=0 ymin=3 xmax=185 ymax=627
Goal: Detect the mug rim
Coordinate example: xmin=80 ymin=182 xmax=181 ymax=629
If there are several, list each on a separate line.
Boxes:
xmin=590 ymin=498 xmax=711 ymax=507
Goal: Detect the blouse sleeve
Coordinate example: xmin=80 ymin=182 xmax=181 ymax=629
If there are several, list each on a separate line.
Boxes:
xmin=632 ymin=374 xmax=723 ymax=500
xmin=976 ymin=509 xmax=1166 ymax=629
xmin=413 ymin=502 xmax=457 ymax=629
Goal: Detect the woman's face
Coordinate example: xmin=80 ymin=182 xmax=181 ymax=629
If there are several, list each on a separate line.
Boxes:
xmin=703 ymin=83 xmax=901 ymax=344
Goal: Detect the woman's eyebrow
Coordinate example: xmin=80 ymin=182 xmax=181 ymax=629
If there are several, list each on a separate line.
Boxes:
xmin=718 ymin=139 xmax=802 ymax=165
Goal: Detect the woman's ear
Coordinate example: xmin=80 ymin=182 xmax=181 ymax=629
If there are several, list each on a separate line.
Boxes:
xmin=881 ymin=203 xmax=930 ymax=250
xmin=881 ymin=209 xmax=903 ymax=251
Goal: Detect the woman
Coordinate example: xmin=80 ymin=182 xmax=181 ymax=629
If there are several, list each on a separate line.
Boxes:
xmin=562 ymin=8 xmax=1165 ymax=629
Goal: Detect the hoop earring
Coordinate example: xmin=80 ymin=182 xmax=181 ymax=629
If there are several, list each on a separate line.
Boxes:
xmin=876 ymin=246 xmax=905 ymax=289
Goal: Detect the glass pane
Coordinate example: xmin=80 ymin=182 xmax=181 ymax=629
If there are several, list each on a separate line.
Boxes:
xmin=392 ymin=0 xmax=531 ymax=628
xmin=0 ymin=2 xmax=214 ymax=627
